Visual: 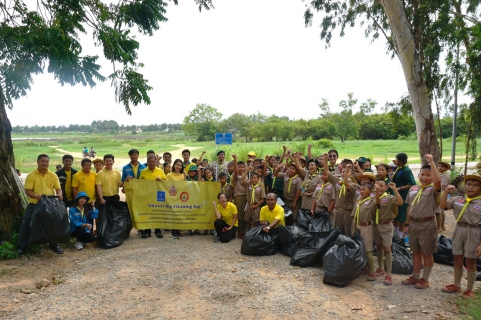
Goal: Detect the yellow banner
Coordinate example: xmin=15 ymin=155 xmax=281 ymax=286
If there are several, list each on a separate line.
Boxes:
xmin=124 ymin=179 xmax=219 ymax=229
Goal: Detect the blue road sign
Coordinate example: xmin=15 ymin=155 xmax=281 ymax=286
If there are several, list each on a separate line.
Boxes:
xmin=215 ymin=133 xmax=233 ymax=145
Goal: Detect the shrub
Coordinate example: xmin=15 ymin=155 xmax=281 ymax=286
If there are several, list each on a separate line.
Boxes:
xmin=316 ymin=139 xmax=334 ymax=149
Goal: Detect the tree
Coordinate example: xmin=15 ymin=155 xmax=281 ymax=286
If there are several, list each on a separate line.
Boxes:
xmin=0 ymin=0 xmax=213 ymax=238
xmin=221 ymin=113 xmax=249 ymax=139
xmin=334 ymin=93 xmax=358 ymax=142
xmin=182 ymin=103 xmax=222 ymax=141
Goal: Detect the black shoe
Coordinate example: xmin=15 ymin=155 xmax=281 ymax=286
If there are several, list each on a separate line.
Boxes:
xmin=171 ymin=231 xmax=179 ymax=239
xmin=155 ymin=232 xmax=163 ymax=239
xmin=210 ymin=230 xmax=215 ymax=236
xmin=49 ymin=245 xmax=64 ymax=254
xmin=17 ymin=249 xmax=25 ymax=258
xmin=187 ymin=230 xmax=193 ymax=236
xmin=203 ymin=230 xmax=208 ymax=235
xmin=194 ymin=229 xmax=200 ymax=235
xmin=141 ymin=232 xmax=148 ymax=239
xmin=214 ymin=236 xmax=221 ymax=243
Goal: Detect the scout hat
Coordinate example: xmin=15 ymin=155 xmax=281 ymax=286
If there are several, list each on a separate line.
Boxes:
xmin=475 ymin=162 xmax=481 ymax=170
xmin=358 ymin=172 xmax=377 ymax=182
xmin=465 ymin=174 xmax=481 ymax=184
xmin=74 ymin=191 xmax=90 ymax=203
xmin=299 ymin=156 xmax=307 ymax=163
xmin=439 ymin=161 xmax=451 ymax=170
xmin=356 ymin=157 xmax=368 ymax=164
xmin=217 ymin=150 xmax=225 ymax=156
xmin=247 ymin=151 xmax=256 ymax=157
xmin=92 ymin=158 xmax=104 ymax=165
xmin=188 ymin=165 xmax=198 ymax=172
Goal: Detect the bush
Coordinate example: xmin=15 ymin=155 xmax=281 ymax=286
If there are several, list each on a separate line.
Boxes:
xmin=316 ymin=139 xmax=334 ymax=149
xmin=397 ymin=135 xmax=406 ymax=140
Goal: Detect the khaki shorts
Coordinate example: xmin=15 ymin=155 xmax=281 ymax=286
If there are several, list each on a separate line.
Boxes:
xmin=356 ymin=224 xmax=374 ymax=252
xmin=453 ymin=225 xmax=481 ymax=259
xmin=374 ymin=222 xmax=393 ymax=247
xmin=409 ymin=220 xmax=438 ymax=255
xmin=244 ymin=206 xmax=260 ymax=223
xmin=233 ymin=195 xmax=247 ymax=221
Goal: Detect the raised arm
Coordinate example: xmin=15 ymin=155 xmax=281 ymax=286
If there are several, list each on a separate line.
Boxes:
xmin=425 ymin=154 xmax=441 ymax=191
xmin=439 ymin=185 xmax=456 ymax=209
xmin=388 ymin=182 xmax=404 ymax=205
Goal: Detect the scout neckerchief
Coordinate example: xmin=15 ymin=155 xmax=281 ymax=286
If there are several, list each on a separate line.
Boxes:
xmin=287 ymin=174 xmax=298 ymax=193
xmin=456 ymin=195 xmax=481 ymax=222
xmin=412 ymin=183 xmax=433 ymax=205
xmin=392 ymin=164 xmax=407 ymax=180
xmin=220 ymin=182 xmax=227 ymax=194
xmin=354 ymin=197 xmax=372 ymax=224
xmin=303 ymin=173 xmax=317 ymax=190
xmin=186 ymin=176 xmax=197 ymax=181
xmin=339 ymin=180 xmax=347 ymax=198
xmin=227 ymin=172 xmax=233 ymax=185
xmin=375 ymin=193 xmax=388 ymax=224
xmin=316 ymin=182 xmax=331 ymax=200
xmin=205 ymin=177 xmax=214 ymax=182
xmin=77 ymin=206 xmax=85 ymax=218
xmin=250 ymin=184 xmax=259 ymax=203
xmin=328 ymin=163 xmax=337 ymax=173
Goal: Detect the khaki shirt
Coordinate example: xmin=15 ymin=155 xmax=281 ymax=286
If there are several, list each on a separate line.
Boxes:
xmin=435 ymin=173 xmax=451 ymax=214
xmin=246 ymin=183 xmax=266 ymax=205
xmin=278 ymin=172 xmax=302 ymax=201
xmin=301 ymin=173 xmax=322 ymax=210
xmin=327 ymin=172 xmax=358 ymax=210
xmin=406 ymin=185 xmax=439 ymax=219
xmin=233 ymin=175 xmax=248 ymax=196
xmin=376 ymin=194 xmax=397 ymax=221
xmin=313 ymin=182 xmax=335 ymax=210
xmin=210 ymin=161 xmax=229 ymax=176
xmin=446 ymin=196 xmax=481 ymax=226
xmin=219 ymin=182 xmax=234 ymax=200
xmin=351 ymin=196 xmax=377 ymax=223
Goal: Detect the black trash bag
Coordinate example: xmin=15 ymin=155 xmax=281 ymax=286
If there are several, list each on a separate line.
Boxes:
xmin=276 ymin=225 xmax=305 ymax=246
xmin=477 ymin=271 xmax=481 ymax=281
xmin=298 ymin=209 xmax=312 ymax=230
xmin=29 ymin=196 xmax=70 ymax=244
xmin=323 ymin=232 xmax=367 ymax=287
xmin=241 ymin=226 xmax=278 ymax=256
xmin=309 ymin=210 xmax=333 ymax=232
xmin=97 ymin=201 xmax=132 ymax=249
xmin=433 ymin=235 xmax=454 ymax=266
xmin=390 ymin=237 xmax=413 ymax=274
xmin=290 ymin=228 xmax=340 ymax=267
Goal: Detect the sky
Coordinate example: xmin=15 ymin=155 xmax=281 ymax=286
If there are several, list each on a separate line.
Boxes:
xmin=5 ymin=0 xmax=465 ymax=127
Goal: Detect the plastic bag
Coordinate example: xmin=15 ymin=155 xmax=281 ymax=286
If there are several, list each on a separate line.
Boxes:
xmin=97 ymin=201 xmax=132 ymax=249
xmin=277 ymin=225 xmax=305 ymax=257
xmin=433 ymin=235 xmax=454 ymax=266
xmin=323 ymin=232 xmax=367 ymax=287
xmin=241 ymin=226 xmax=278 ymax=256
xmin=290 ymin=228 xmax=340 ymax=267
xmin=308 ymin=210 xmax=333 ymax=232
xmin=391 ymin=237 xmax=413 ymax=274
xmin=29 ymin=196 xmax=70 ymax=244
xmin=298 ymin=209 xmax=312 ymax=230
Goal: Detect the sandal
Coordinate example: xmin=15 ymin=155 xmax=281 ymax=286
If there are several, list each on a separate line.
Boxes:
xmin=441 ymin=284 xmax=461 ymax=293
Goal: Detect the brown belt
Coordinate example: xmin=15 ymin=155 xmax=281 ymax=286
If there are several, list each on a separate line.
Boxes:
xmin=457 ymin=222 xmax=481 ymax=228
xmin=358 ymin=221 xmax=373 ymax=226
xmin=410 ymin=216 xmax=435 ymax=223
xmin=378 ymin=220 xmax=392 ymax=225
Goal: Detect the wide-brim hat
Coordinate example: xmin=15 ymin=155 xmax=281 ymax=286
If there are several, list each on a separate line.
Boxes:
xmin=75 ymin=191 xmax=90 ymax=203
xmin=475 ymin=162 xmax=481 ymax=170
xmin=92 ymin=158 xmax=104 ymax=165
xmin=299 ymin=156 xmax=307 ymax=162
xmin=465 ymin=174 xmax=481 ymax=184
xmin=439 ymin=161 xmax=451 ymax=170
xmin=358 ymin=172 xmax=377 ymax=182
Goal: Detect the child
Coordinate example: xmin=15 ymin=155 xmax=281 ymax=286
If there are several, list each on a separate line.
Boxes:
xmin=376 ymin=163 xmax=390 ymax=185
xmin=186 ymin=166 xmax=198 ymax=181
xmin=440 ymin=174 xmax=481 ymax=298
xmin=232 ymin=155 xmax=250 ymax=239
xmin=435 ymin=161 xmax=451 ymax=232
xmin=218 ymin=172 xmax=234 ymax=201
xmin=166 ymin=159 xmax=185 ymax=239
xmin=245 ymin=172 xmax=266 ymax=229
xmin=373 ymin=180 xmax=404 ymax=285
xmin=226 ymin=162 xmax=235 ymax=185
xmin=350 ymin=182 xmax=379 ymax=281
xmin=401 ymin=154 xmax=441 ymax=289
xmin=202 ymin=167 xmax=216 ymax=235
xmin=163 ymin=162 xmax=171 ymax=174
xmin=274 ymin=163 xmax=302 ymax=226
xmin=311 ymin=170 xmax=335 ymax=221
xmin=69 ymin=192 xmax=98 ymax=250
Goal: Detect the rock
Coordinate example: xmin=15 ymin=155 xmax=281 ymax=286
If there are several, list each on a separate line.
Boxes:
xmin=35 ymin=278 xmax=51 ymax=289
xmin=20 ymin=288 xmax=34 ymax=294
xmin=388 ymin=305 xmax=396 ymax=309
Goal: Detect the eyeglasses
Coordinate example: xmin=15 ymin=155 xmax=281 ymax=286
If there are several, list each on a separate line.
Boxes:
xmin=328 ymin=155 xmax=337 ymax=158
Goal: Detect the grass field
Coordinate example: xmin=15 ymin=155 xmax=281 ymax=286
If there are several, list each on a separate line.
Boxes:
xmin=11 ymin=132 xmax=480 ymax=172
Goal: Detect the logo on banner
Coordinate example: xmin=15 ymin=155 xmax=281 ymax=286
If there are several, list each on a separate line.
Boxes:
xmin=157 ymin=191 xmax=166 ymax=202
xmin=180 ymin=192 xmax=189 ymax=202
xmin=169 ymin=184 xmax=177 ymax=196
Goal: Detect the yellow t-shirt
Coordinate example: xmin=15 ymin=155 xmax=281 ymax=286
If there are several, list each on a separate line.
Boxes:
xmin=183 ymin=162 xmax=193 ymax=173
xmin=139 ymin=167 xmax=167 ymax=180
xmin=24 ymin=169 xmax=61 ymax=204
xmin=217 ymin=202 xmax=238 ymax=227
xmin=95 ymin=169 xmax=121 ymax=196
xmin=65 ymin=170 xmax=73 ymax=201
xmin=260 ymin=204 xmax=285 ymax=227
xmin=166 ymin=172 xmax=185 ymax=181
xmin=132 ymin=164 xmax=139 ymax=179
xmin=72 ymin=170 xmax=97 ymax=202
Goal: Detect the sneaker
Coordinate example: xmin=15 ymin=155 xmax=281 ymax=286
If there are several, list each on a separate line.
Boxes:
xmin=367 ymin=273 xmax=377 ymax=281
xmin=210 ymin=230 xmax=215 ymax=235
xmin=383 ymin=275 xmax=393 ymax=285
xmin=48 ymin=244 xmax=64 ymax=254
xmin=203 ymin=230 xmax=208 ymax=235
xmin=155 ymin=232 xmax=163 ymax=239
xmin=401 ymin=276 xmax=420 ymax=286
xmin=361 ymin=268 xmax=370 ymax=275
xmin=414 ymin=278 xmax=430 ymax=289
xmin=194 ymin=229 xmax=200 ymax=235
xmin=141 ymin=232 xmax=148 ymax=239
xmin=214 ymin=236 xmax=221 ymax=243
xmin=17 ymin=249 xmax=25 ymax=258
xmin=187 ymin=230 xmax=193 ymax=236
xmin=171 ymin=231 xmax=179 ymax=239
xmin=375 ymin=268 xmax=386 ymax=276
xmin=463 ymin=290 xmax=475 ymax=298
xmin=441 ymin=284 xmax=461 ymax=293
xmin=74 ymin=242 xmax=83 ymax=250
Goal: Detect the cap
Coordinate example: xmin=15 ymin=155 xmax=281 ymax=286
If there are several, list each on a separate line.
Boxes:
xmin=247 ymin=151 xmax=256 ymax=157
xmin=216 ymin=150 xmax=225 ymax=156
xmin=188 ymin=165 xmax=198 ymax=172
xmin=356 ymin=157 xmax=367 ymax=163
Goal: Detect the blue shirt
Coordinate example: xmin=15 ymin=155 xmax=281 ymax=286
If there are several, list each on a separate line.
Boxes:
xmin=122 ymin=162 xmax=146 ymax=182
xmin=69 ymin=206 xmax=99 ymax=233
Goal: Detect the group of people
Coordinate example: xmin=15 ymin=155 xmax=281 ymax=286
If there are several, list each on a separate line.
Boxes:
xmin=15 ymin=146 xmax=481 ymax=298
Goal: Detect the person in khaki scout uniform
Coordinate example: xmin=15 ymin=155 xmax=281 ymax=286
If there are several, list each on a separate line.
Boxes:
xmin=274 ymin=162 xmax=302 ymax=226
xmin=311 ymin=170 xmax=335 ymax=221
xmin=232 ymin=155 xmax=249 ymax=239
xmin=300 ymin=159 xmax=322 ymax=214
xmin=440 ymin=174 xmax=481 ymax=298
xmin=435 ymin=161 xmax=451 ymax=232
xmin=372 ymin=180 xmax=404 ymax=285
xmin=218 ymin=172 xmax=234 ymax=201
xmin=245 ymin=172 xmax=266 ymax=228
xmin=401 ymin=154 xmax=441 ymax=289
xmin=350 ymin=182 xmax=379 ymax=281
xmin=322 ymin=154 xmax=358 ymax=236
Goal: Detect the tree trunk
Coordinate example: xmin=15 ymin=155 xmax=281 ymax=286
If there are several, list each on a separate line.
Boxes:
xmin=380 ymin=0 xmax=440 ymax=164
xmin=0 ymin=94 xmax=22 ymax=239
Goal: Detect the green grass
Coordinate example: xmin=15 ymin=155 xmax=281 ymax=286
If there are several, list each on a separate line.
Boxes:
xmin=12 ymin=133 xmax=481 ymax=172
xmin=457 ymin=288 xmax=481 ymax=319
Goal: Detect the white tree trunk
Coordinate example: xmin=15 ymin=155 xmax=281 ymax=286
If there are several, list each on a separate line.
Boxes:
xmin=379 ymin=0 xmax=440 ymax=164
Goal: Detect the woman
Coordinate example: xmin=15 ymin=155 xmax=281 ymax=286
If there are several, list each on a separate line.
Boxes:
xmin=166 ymin=159 xmax=185 ymax=239
xmin=69 ymin=192 xmax=98 ymax=250
xmin=391 ymin=152 xmax=416 ymax=239
xmin=212 ymin=193 xmax=238 ymax=243
xmin=300 ymin=159 xmax=322 ymax=217
xmin=327 ymin=149 xmax=342 ymax=175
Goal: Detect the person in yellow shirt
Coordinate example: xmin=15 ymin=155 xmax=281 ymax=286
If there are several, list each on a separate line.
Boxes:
xmin=17 ymin=154 xmax=64 ymax=256
xmin=212 ymin=193 xmax=238 ymax=243
xmin=260 ymin=193 xmax=285 ymax=233
xmin=92 ymin=158 xmax=104 ymax=173
xmin=166 ymin=159 xmax=185 ymax=238
xmin=72 ymin=158 xmax=97 ymax=203
xmin=56 ymin=154 xmax=77 ymax=207
xmin=95 ymin=154 xmax=121 ymax=209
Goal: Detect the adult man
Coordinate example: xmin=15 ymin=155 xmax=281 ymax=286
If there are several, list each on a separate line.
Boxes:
xmin=122 ymin=149 xmax=146 ymax=182
xmin=56 ymin=154 xmax=78 ymax=208
xmin=143 ymin=150 xmax=161 ymax=167
xmin=162 ymin=152 xmax=172 ymax=164
xmin=17 ymin=154 xmax=64 ymax=256
xmin=95 ymin=154 xmax=121 ymax=207
xmin=72 ymin=158 xmax=97 ymax=204
xmin=211 ymin=150 xmax=229 ymax=177
xmin=260 ymin=193 xmax=285 ymax=233
xmin=181 ymin=149 xmax=194 ymax=172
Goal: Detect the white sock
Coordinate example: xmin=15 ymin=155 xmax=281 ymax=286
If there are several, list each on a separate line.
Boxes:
xmin=394 ymin=227 xmax=399 ymax=234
